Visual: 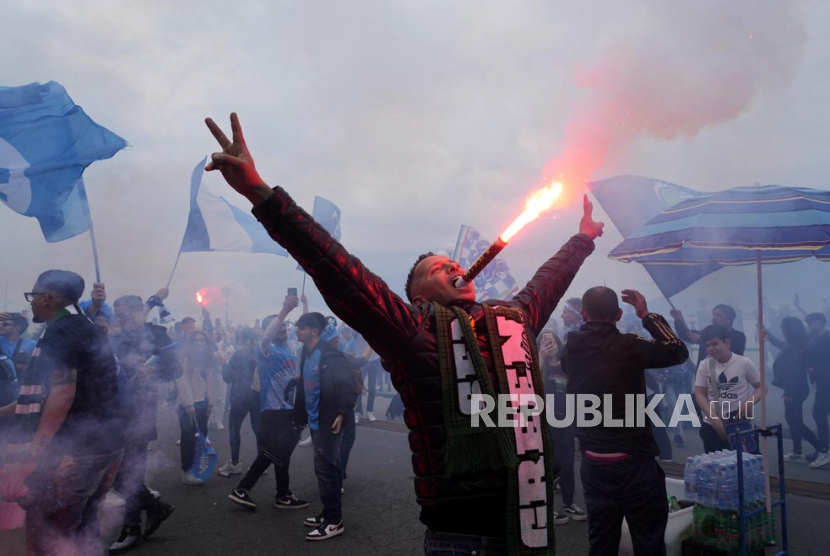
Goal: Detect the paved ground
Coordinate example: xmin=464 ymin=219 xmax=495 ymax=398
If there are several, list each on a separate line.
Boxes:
xmin=2 ymin=391 xmax=829 ymax=555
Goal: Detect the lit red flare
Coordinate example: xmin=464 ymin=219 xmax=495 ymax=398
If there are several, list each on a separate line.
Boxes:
xmin=196 ymin=292 xmax=204 ymax=305
xmin=459 ymin=182 xmax=563 ymax=286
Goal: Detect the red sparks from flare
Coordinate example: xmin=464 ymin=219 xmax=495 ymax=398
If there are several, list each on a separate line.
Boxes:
xmin=196 ymin=292 xmax=204 ymax=305
xmin=500 ymin=182 xmax=564 ymax=242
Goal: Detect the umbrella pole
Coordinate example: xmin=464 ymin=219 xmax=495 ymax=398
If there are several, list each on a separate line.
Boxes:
xmin=757 ymin=252 xmax=772 ymax=514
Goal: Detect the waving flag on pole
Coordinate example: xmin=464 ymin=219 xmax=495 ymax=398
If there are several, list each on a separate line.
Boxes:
xmin=452 ymin=225 xmax=519 ymax=302
xmin=296 ymin=196 xmax=341 ymax=270
xmin=587 ymin=175 xmax=715 ymax=299
xmin=180 ymin=158 xmax=288 ymax=256
xmin=0 ymin=81 xmax=126 ymax=242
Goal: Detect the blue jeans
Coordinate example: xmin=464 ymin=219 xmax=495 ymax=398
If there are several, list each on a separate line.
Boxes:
xmin=311 ymin=426 xmax=344 ymax=523
xmin=423 ymin=530 xmax=507 ymax=556
xmin=356 ymin=359 xmax=381 ymax=414
xmin=228 ymin=392 xmax=261 ymax=463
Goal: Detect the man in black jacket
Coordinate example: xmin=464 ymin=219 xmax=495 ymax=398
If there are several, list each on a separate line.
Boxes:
xmin=561 ymin=287 xmax=688 ymax=556
xmin=671 ymin=304 xmax=746 ymax=364
xmin=294 ymin=312 xmax=357 ymax=541
xmin=108 ymin=294 xmax=182 ymax=554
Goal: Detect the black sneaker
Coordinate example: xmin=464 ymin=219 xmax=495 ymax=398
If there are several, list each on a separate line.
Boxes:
xmin=109 ymin=527 xmax=142 ymax=554
xmin=143 ymin=501 xmax=175 ymax=539
xmin=305 ymin=521 xmax=345 ymax=541
xmin=303 ymin=515 xmax=324 ymax=527
xmin=553 ymin=511 xmax=569 ymax=525
xmin=274 ymin=493 xmax=309 ymax=509
xmin=229 ymin=488 xmax=257 ymax=510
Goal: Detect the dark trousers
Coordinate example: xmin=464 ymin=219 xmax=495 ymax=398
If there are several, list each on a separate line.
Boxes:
xmin=581 ymin=457 xmax=668 ymax=556
xmin=177 ymin=405 xmax=209 ymax=472
xmin=813 ymin=385 xmax=830 ymax=452
xmin=699 ymin=421 xmax=732 ymax=453
xmin=311 ymin=426 xmax=344 ymax=523
xmin=423 ymin=530 xmax=507 ymax=556
xmin=785 ymin=397 xmax=822 ymax=454
xmin=549 ymin=423 xmax=576 ymax=507
xmin=339 ymin=408 xmax=356 ymax=481
xmin=356 ymin=359 xmax=380 ymax=413
xmin=24 ymin=450 xmax=122 ymax=556
xmin=114 ymin=442 xmax=158 ymax=530
xmin=228 ymin=393 xmax=261 ymax=464
xmin=238 ymin=410 xmax=300 ymax=497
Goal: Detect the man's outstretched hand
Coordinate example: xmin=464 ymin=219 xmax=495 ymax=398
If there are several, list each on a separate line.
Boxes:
xmin=205 ymin=113 xmax=273 ymax=207
xmin=621 ymin=289 xmax=649 ymax=319
xmin=579 ymin=194 xmax=605 ymax=240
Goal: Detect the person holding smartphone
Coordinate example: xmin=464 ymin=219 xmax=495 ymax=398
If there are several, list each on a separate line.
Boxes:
xmin=205 ymin=113 xmax=604 ymax=553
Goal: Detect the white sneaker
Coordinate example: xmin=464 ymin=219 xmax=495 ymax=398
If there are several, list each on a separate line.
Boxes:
xmin=102 ymin=489 xmax=126 ymax=509
xmin=180 ymin=471 xmax=204 ymax=486
xmin=784 ymin=452 xmax=805 ymax=462
xmin=355 ymin=413 xmax=360 ymax=424
xmin=299 ymin=436 xmax=313 ymax=447
xmin=810 ymin=450 xmax=830 ymax=469
xmin=367 ymin=412 xmax=377 ymax=422
xmin=305 ymin=521 xmax=345 ymax=541
xmin=218 ymin=460 xmax=243 ymax=477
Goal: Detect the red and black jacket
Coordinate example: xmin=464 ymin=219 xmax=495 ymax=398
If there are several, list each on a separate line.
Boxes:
xmin=253 ymin=186 xmax=594 ymax=536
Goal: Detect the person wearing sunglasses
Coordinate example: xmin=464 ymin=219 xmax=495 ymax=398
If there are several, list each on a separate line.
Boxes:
xmin=1 ymin=270 xmax=123 ymax=555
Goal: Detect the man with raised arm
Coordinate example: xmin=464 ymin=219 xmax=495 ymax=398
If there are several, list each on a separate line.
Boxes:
xmin=205 ymin=113 xmax=603 ymax=555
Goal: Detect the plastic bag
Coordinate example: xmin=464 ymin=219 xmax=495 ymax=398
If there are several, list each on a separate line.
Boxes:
xmin=188 ymin=431 xmax=218 ymax=482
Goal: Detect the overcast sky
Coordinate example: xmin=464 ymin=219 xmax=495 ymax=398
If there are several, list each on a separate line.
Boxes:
xmin=2 ymin=0 xmax=829 ymax=325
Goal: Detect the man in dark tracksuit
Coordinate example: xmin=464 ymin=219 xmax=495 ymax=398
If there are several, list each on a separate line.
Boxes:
xmin=109 ymin=295 xmax=182 ymax=554
xmin=562 ymin=287 xmax=688 ymax=556
xmin=293 ymin=312 xmax=357 ymax=540
xmin=204 ymin=113 xmax=603 ymax=555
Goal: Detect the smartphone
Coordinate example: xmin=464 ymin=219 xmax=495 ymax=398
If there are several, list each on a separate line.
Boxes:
xmin=288 ymin=287 xmax=298 ymax=297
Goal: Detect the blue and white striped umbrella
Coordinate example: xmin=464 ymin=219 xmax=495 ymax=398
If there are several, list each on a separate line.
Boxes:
xmin=609 ymin=185 xmax=830 ymax=266
xmin=609 ymin=184 xmax=830 ymax=512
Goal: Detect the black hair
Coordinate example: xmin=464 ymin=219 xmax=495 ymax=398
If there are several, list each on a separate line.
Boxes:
xmin=700 ymin=324 xmax=730 ymax=344
xmin=8 ymin=313 xmax=28 ymax=335
xmin=780 ymin=316 xmax=809 ymax=349
xmin=581 ymin=287 xmax=618 ymax=322
xmin=181 ymin=317 xmax=196 ymax=325
xmin=713 ymin=304 xmax=737 ymax=324
xmin=296 ymin=312 xmax=326 ymax=334
xmin=566 ymin=297 xmax=582 ymax=311
xmin=405 ymin=252 xmax=436 ymax=303
xmin=239 ymin=327 xmax=258 ymax=343
xmin=806 ymin=312 xmax=827 ymax=326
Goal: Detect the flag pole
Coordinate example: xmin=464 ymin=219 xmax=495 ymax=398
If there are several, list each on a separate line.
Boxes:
xmin=89 ymin=222 xmax=102 ymax=284
xmin=301 ymin=272 xmax=307 ymax=296
xmin=757 ymin=251 xmax=772 ymax=514
xmin=78 ymin=181 xmax=102 ymax=283
xmin=166 ymin=248 xmax=183 ymax=289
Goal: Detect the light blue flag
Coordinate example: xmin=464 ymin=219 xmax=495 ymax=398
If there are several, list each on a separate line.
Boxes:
xmin=452 ymin=224 xmax=519 ymax=302
xmin=0 ymin=81 xmax=126 ymax=242
xmin=180 ymin=158 xmax=288 ymax=256
xmin=296 ymin=196 xmax=341 ymax=270
xmin=587 ymin=175 xmax=718 ymax=298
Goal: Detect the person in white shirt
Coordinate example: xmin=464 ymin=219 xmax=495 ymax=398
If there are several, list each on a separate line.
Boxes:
xmin=694 ymin=325 xmax=767 ymax=453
